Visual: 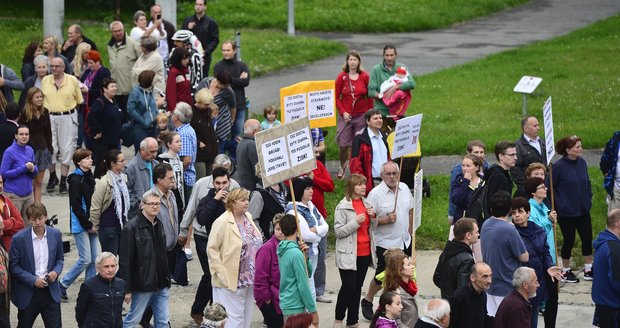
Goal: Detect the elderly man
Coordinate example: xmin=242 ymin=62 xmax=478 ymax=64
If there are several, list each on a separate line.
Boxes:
xmin=449 ymin=262 xmax=492 ymax=328
xmin=213 ymin=40 xmax=250 ymax=141
xmin=119 ymin=190 xmax=170 ymax=328
xmin=414 ymin=299 xmax=451 ymax=328
xmin=433 ymin=218 xmax=478 ymax=299
xmin=592 ymin=209 xmax=620 ymax=327
xmin=182 ymin=0 xmax=219 ymax=77
xmin=0 ymin=63 xmax=24 ymax=103
xmin=41 ymin=57 xmax=84 ymax=193
xmin=481 ymin=190 xmax=528 ymax=320
xmin=179 ymin=156 xmax=239 ymax=324
xmin=61 ymin=24 xmax=98 ymax=61
xmin=511 ymin=116 xmax=547 ymax=190
xmin=367 ymin=45 xmax=415 ymax=130
xmin=235 ymin=118 xmax=261 ymax=191
xmin=494 ymin=267 xmax=539 ymax=328
xmin=350 ymin=109 xmax=390 ymax=196
xmin=361 ymin=161 xmax=413 ymax=320
xmin=172 ymin=102 xmax=197 ymax=201
xmin=107 ymin=21 xmax=141 ymax=116
xmin=125 ymin=137 xmax=159 ymax=219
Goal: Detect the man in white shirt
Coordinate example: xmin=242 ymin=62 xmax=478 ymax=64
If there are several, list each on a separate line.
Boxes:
xmin=360 ymin=161 xmax=413 ymax=320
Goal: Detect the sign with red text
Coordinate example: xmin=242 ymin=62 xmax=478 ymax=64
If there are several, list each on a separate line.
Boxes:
xmin=392 ymin=114 xmax=423 ymax=158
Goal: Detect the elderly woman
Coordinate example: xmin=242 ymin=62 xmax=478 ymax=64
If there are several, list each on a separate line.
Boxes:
xmin=59 ymin=149 xmax=99 ymax=301
xmin=0 ymin=126 xmax=38 ymax=219
xmin=132 ymin=36 xmax=165 ymax=93
xmin=192 ymin=88 xmax=219 ymax=179
xmin=88 ymin=77 xmax=123 ymax=178
xmin=130 ymin=10 xmax=165 ymax=44
xmin=90 ymin=149 xmax=129 ymax=256
xmin=207 ymin=188 xmax=263 ymax=328
xmin=551 ymin=135 xmax=593 ymax=282
xmin=285 ymin=176 xmax=329 ymax=300
xmin=511 ymin=197 xmax=563 ymax=328
xmin=79 ymin=50 xmax=111 ymax=149
xmin=197 ymin=70 xmax=236 ymax=158
xmin=75 ymin=252 xmax=125 ymax=328
xmin=127 ymin=70 xmax=160 ymax=153
xmin=18 ymin=55 xmax=49 ymax=108
xmin=334 ymin=174 xmax=376 ymax=327
xmin=524 ymin=177 xmax=559 ymax=326
xmin=17 ymin=87 xmax=52 ymax=202
xmin=335 ymin=50 xmax=373 ymax=179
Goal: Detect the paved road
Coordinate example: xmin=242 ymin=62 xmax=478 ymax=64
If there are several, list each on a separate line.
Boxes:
xmin=246 ymin=0 xmax=620 ymax=115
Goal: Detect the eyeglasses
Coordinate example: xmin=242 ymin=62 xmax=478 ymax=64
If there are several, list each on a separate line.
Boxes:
xmin=50 ymin=65 xmax=63 ymax=68
xmin=537 ymin=185 xmax=548 ymax=190
xmin=143 ymin=202 xmax=161 ymax=207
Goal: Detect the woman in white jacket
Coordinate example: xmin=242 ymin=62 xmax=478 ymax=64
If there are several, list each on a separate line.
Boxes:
xmin=285 ymin=176 xmax=328 ymax=301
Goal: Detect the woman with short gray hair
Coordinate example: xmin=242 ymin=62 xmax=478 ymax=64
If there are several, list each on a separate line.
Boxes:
xmin=131 ymin=36 xmax=165 ymax=93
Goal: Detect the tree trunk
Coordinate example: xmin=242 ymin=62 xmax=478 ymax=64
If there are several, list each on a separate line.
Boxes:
xmin=44 ymin=0 xmax=65 ymax=43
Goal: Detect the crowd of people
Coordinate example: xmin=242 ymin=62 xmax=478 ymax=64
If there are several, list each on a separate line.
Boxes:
xmin=0 ymin=1 xmax=619 ymax=327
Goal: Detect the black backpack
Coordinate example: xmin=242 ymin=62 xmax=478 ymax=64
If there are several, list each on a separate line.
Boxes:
xmin=464 ymin=180 xmax=489 ymax=228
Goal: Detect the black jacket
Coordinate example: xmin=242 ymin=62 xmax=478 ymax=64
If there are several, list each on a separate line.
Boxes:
xmin=196 ymin=188 xmax=226 ymax=235
xmin=87 ymin=95 xmax=123 ymax=145
xmin=483 ymin=164 xmax=513 ymax=216
xmin=433 ymin=240 xmax=474 ymax=299
xmin=213 ymin=58 xmax=250 ymax=111
xmin=119 ymin=212 xmax=170 ymax=293
xmin=68 ymin=168 xmax=95 ymax=231
xmin=449 ymin=282 xmax=488 ymax=328
xmin=511 ymin=134 xmax=547 ymax=189
xmin=75 ymin=274 xmax=125 ymax=328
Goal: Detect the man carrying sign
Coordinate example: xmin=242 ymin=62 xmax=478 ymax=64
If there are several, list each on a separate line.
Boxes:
xmin=360 ymin=161 xmax=413 ymax=320
xmin=350 ymin=109 xmax=390 ymax=196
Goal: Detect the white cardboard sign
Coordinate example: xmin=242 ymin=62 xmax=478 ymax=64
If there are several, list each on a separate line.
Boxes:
xmin=413 ymin=169 xmax=423 ymax=231
xmin=392 ymin=114 xmax=423 ymax=158
xmin=543 ymin=96 xmax=555 ymax=165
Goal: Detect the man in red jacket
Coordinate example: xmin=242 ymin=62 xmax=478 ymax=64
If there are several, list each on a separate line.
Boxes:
xmin=350 ymin=109 xmax=390 ymax=195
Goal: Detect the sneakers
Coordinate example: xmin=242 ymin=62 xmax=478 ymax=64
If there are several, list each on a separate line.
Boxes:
xmin=584 ymin=268 xmax=593 ymax=281
xmin=316 ymin=295 xmax=332 ymax=303
xmin=561 ymin=269 xmax=580 ymax=283
xmin=47 ymin=174 xmax=58 ymax=192
xmin=361 ymin=298 xmax=374 ymax=321
xmin=60 ymin=284 xmax=68 ymax=301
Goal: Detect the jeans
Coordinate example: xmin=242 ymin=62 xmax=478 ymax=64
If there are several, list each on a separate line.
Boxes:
xmin=17 ymin=288 xmax=61 ymax=328
xmin=123 ymin=288 xmax=169 ymax=328
xmin=259 ymin=302 xmax=283 ymax=328
xmin=61 ymin=231 xmax=99 ymax=288
xmin=191 ymin=234 xmax=212 ymax=314
xmin=231 ymin=107 xmax=247 ymax=139
xmin=335 ymin=256 xmax=371 ymax=325
xmin=99 ymin=226 xmax=122 ymax=256
xmin=309 ymin=253 xmax=318 ymax=301
xmin=218 ymin=138 xmax=238 ymax=161
xmin=314 ymin=236 xmax=327 ymax=296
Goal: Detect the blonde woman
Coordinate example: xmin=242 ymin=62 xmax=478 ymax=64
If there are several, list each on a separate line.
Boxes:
xmin=41 ymin=35 xmax=71 ymax=74
xmin=192 ymin=88 xmax=219 ymax=178
xmin=207 ymin=188 xmax=263 ymax=328
xmin=72 ymin=42 xmax=92 ymax=79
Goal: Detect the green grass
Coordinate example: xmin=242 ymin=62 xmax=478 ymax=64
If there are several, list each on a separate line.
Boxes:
xmin=0 ymin=18 xmax=345 ymax=81
xmin=318 ymin=14 xmax=620 ymax=158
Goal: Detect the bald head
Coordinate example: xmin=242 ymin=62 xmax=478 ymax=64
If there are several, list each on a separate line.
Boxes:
xmin=244 ymin=119 xmax=261 ymax=136
xmin=470 ymin=262 xmax=492 ymax=293
xmin=139 ymin=137 xmax=159 ymax=162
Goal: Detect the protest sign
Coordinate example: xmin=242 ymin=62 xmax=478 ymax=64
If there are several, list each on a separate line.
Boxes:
xmin=255 ymin=117 xmax=317 ymax=187
xmin=280 ymin=80 xmax=336 ymax=128
xmin=392 ymin=114 xmax=423 ymax=158
xmin=543 ymin=96 xmax=555 ymax=165
xmin=413 ymin=169 xmax=423 ymax=231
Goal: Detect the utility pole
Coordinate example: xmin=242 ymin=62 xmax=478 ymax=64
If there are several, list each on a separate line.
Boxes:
xmin=44 ymin=0 xmax=65 ymax=42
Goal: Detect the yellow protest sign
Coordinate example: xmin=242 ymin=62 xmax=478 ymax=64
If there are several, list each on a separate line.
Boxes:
xmin=280 ymin=80 xmax=337 ymax=128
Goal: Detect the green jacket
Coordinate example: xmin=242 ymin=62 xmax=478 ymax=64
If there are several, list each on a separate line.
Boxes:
xmin=277 ymin=240 xmax=316 ymax=315
xmin=368 ymin=61 xmax=416 ymax=116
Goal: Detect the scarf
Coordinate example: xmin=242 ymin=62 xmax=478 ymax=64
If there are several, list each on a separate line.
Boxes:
xmin=109 ymin=171 xmax=129 ymax=228
xmin=401 ymin=278 xmax=418 ymax=297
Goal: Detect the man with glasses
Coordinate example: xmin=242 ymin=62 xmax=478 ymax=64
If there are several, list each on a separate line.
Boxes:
xmin=125 ymin=137 xmax=159 ymax=219
xmin=360 ymin=161 xmax=414 ymax=320
xmin=41 ymin=57 xmax=83 ymax=193
xmin=350 ymin=109 xmax=390 ymax=196
xmin=482 ymin=141 xmax=517 ymax=221
xmin=119 ymin=190 xmax=170 ymax=327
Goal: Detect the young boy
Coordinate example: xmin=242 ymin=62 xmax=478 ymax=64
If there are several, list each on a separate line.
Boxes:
xmin=276 ymin=214 xmax=319 ymax=326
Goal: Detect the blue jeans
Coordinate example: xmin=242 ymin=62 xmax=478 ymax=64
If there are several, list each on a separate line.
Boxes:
xmin=61 ymin=231 xmax=99 ymax=288
xmin=123 ymin=288 xmax=169 ymax=328
xmin=99 ymin=226 xmax=121 ymax=256
xmin=231 ymin=107 xmax=247 ymax=139
xmin=315 ymin=236 xmax=327 ymax=296
xmin=218 ymin=138 xmax=238 ymax=161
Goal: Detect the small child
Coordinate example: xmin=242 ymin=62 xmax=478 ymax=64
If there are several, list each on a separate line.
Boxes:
xmin=379 ymin=66 xmax=412 ymax=119
xmin=369 ymin=292 xmax=403 ymax=328
xmin=260 ymin=104 xmax=281 ymax=130
xmin=200 ymin=303 xmax=227 ymax=328
xmin=155 ymin=112 xmax=172 ymax=153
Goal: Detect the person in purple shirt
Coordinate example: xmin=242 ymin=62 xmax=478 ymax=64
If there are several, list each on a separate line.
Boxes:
xmin=0 ymin=125 xmax=38 ymax=220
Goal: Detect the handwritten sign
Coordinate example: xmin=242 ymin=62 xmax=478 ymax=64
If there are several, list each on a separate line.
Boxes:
xmin=255 ymin=117 xmax=317 ymax=186
xmin=280 ymin=81 xmax=336 ymax=128
xmin=392 ymin=114 xmax=423 ymax=158
xmin=413 ymin=169 xmax=423 ymax=231
xmin=543 ymin=96 xmax=555 ymax=165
